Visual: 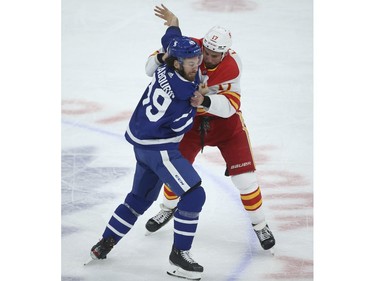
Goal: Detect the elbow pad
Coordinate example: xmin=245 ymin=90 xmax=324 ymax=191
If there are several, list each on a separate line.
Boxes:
xmin=205 ymin=94 xmax=236 ymax=118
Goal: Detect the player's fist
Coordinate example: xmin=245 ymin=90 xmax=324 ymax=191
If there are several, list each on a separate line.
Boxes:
xmin=190 ymin=91 xmax=204 ymax=107
xmin=198 ymin=83 xmax=209 ymax=95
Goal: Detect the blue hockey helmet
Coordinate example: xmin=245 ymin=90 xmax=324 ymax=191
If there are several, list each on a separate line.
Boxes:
xmin=167 ymin=36 xmax=202 ymax=61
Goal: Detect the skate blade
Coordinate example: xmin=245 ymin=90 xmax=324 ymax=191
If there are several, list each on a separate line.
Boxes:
xmin=167 ymin=265 xmax=202 ymax=280
xmin=84 ymin=257 xmax=94 ymax=266
xmin=269 ymin=247 xmax=275 ymax=256
xmin=84 ymin=252 xmax=99 ymax=265
xmin=145 ymin=230 xmax=154 ymax=236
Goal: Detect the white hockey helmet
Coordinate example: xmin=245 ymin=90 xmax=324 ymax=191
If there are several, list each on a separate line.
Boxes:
xmin=203 ymin=26 xmax=232 ymax=53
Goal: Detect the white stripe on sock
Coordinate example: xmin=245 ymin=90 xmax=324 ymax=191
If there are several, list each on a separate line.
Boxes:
xmin=174 ymin=229 xmax=196 ymax=236
xmin=113 ymin=213 xmax=134 ymax=229
xmin=174 ymin=217 xmax=199 ymax=224
xmin=106 ymin=224 xmax=125 ymax=237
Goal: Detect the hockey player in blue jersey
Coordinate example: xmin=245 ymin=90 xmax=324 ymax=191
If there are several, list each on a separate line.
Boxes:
xmin=88 ymin=36 xmax=208 ymax=280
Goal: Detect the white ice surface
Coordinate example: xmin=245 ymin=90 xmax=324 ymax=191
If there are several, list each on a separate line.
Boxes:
xmin=61 ymin=0 xmax=312 ymax=280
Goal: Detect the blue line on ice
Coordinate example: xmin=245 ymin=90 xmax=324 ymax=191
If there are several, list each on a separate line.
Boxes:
xmin=196 ymin=163 xmax=254 ymax=281
xmin=62 ymin=119 xmax=124 ymax=140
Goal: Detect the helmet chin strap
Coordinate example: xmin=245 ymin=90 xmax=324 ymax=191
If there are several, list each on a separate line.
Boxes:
xmin=221 ymin=52 xmax=226 ymax=61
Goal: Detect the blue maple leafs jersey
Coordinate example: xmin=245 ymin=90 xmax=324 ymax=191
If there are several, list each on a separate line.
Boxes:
xmin=125 ymin=65 xmax=200 ymax=150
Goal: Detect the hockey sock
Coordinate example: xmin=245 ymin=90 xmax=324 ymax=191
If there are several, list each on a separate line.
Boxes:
xmin=173 ymin=186 xmax=206 ymax=250
xmin=164 ymin=185 xmax=179 ymax=200
xmin=240 ymin=186 xmax=266 ymax=225
xmin=102 ymin=203 xmax=137 ymax=242
xmin=240 ymin=186 xmax=263 ymax=211
xmin=173 ymin=209 xmax=199 ymax=250
xmin=162 ymin=185 xmax=180 ymax=209
xmin=103 ymin=193 xmax=153 ymax=242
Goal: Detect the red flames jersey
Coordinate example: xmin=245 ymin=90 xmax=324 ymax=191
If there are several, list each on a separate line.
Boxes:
xmin=193 ymin=38 xmax=242 ymax=117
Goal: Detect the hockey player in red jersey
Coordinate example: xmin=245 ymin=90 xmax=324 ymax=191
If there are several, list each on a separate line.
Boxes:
xmin=145 ymin=5 xmax=275 ymax=252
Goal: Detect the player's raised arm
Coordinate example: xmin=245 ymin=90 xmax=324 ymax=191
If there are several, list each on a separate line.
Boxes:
xmin=154 ymin=4 xmax=179 ymax=27
xmin=145 ymin=5 xmax=182 ymax=76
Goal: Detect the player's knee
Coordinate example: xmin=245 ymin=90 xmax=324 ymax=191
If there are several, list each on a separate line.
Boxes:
xmin=231 ymin=172 xmax=259 ymax=194
xmin=178 ymin=185 xmax=206 ymax=214
xmin=124 ymin=192 xmax=153 ymax=215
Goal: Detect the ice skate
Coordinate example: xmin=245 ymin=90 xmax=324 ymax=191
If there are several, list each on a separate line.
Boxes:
xmin=145 ymin=204 xmax=176 ymax=234
xmin=167 ymin=246 xmax=203 ymax=280
xmin=90 ymin=237 xmax=116 ymax=260
xmin=253 ymin=222 xmax=275 ymax=252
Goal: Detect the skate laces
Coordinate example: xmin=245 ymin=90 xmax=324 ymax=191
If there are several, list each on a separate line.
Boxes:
xmin=180 ymin=250 xmax=196 ymax=264
xmin=152 ymin=209 xmax=173 ymax=223
xmin=257 ymin=226 xmax=272 ymax=241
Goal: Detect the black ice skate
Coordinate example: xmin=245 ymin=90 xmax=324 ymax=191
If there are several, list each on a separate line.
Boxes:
xmin=90 ymin=237 xmax=116 ymax=260
xmin=167 ymin=246 xmax=203 ymax=280
xmin=145 ymin=204 xmax=176 ymax=233
xmin=253 ymin=222 xmax=276 ymax=252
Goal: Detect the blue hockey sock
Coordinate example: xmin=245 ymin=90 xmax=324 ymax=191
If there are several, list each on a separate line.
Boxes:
xmin=173 ymin=186 xmax=205 ymax=250
xmin=103 ymin=203 xmax=137 ymax=242
xmin=103 ymin=193 xmax=153 ymax=242
xmin=173 ymin=209 xmax=199 ymax=250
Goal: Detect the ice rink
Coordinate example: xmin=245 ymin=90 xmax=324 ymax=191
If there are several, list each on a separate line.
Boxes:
xmin=61 ymin=0 xmax=313 ymax=280
xmin=5 ymin=0 xmax=375 ymax=280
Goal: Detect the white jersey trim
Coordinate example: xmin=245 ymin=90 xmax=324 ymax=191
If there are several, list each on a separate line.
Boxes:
xmin=126 ymin=127 xmax=183 ymax=145
xmin=160 ymin=150 xmax=190 ymax=192
xmin=172 ymin=116 xmax=193 ymax=132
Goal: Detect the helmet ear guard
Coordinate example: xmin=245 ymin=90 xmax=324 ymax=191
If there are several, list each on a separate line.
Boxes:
xmin=203 ymin=26 xmax=232 ymax=53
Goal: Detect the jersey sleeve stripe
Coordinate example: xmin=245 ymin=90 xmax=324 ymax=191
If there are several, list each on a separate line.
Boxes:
xmin=228 ymin=98 xmax=240 ymax=110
